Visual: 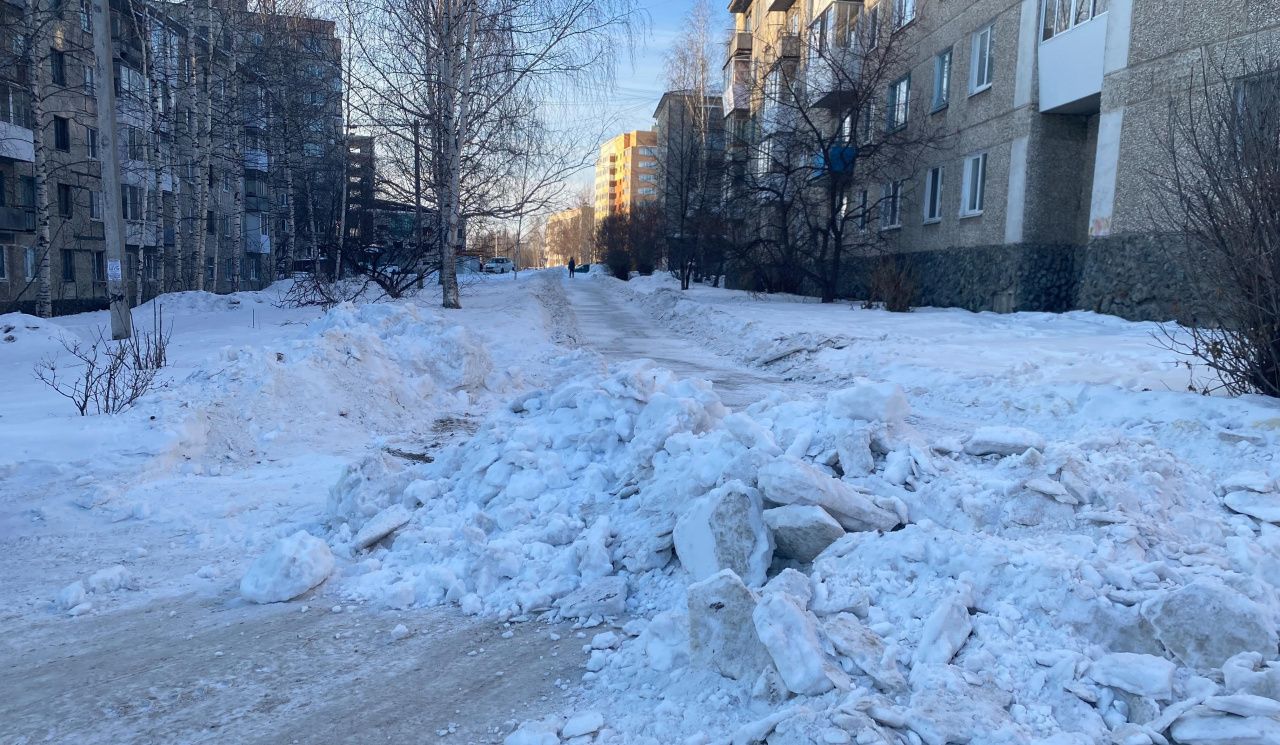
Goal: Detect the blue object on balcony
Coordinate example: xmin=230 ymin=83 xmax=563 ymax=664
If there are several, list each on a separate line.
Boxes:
xmin=811 ymin=145 xmax=858 ymax=179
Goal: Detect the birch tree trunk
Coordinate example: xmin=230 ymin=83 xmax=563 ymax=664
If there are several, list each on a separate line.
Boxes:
xmin=193 ymin=10 xmax=214 ymax=292
xmin=282 ymin=160 xmax=296 ymax=277
xmin=23 ymin=0 xmax=53 ymax=317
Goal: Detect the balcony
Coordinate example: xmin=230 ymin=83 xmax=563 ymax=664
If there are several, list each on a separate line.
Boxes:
xmin=728 ymin=0 xmax=751 ymax=13
xmin=245 ymin=148 xmax=268 ymax=171
xmin=1038 ymin=12 xmax=1108 ymax=113
xmin=0 ymin=205 xmax=35 ymax=231
xmin=807 ymin=47 xmax=861 ymax=109
xmin=768 ymin=0 xmax=795 ymax=9
xmin=727 ymin=31 xmax=752 ymax=61
xmin=0 ymin=120 xmax=35 ymax=162
xmin=777 ymin=33 xmax=801 ymax=59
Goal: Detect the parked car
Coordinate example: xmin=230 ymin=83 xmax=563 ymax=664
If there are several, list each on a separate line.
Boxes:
xmin=484 ymin=257 xmax=515 ymax=274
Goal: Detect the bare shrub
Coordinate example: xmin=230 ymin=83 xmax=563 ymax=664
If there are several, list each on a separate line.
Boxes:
xmin=863 ymin=255 xmax=916 ymax=313
xmin=34 ymin=321 xmax=171 ymax=416
xmin=1154 ymin=57 xmax=1280 ymax=396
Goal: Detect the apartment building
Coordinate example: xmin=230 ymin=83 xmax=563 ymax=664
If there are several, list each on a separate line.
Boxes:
xmin=0 ymin=0 xmax=342 ymax=315
xmin=593 ymin=130 xmax=659 ymax=224
xmin=725 ymin=0 xmax=1280 ymax=320
xmin=545 ymin=204 xmax=594 ymax=266
xmin=653 ymin=91 xmax=725 ymax=230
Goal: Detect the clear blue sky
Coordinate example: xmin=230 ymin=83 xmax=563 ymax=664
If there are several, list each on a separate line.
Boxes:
xmin=554 ymin=0 xmax=731 ymax=196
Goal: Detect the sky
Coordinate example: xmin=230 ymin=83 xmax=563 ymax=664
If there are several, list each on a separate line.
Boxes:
xmin=553 ymin=0 xmax=731 ymax=197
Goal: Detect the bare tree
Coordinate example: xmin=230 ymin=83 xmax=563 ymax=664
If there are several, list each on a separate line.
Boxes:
xmin=731 ymin=3 xmax=942 ymax=304
xmin=660 ymin=0 xmax=723 ymax=290
xmin=1155 ymin=56 xmax=1280 ymax=397
xmin=348 ymin=0 xmax=642 ymax=309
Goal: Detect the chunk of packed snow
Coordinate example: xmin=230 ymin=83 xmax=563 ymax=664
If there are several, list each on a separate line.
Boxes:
xmin=560 ymin=711 xmax=604 ymax=739
xmin=239 ymin=530 xmax=335 ymax=604
xmin=963 ymin=426 xmax=1046 ymax=457
xmin=353 ymin=503 xmax=413 ymax=549
xmin=673 ymin=481 xmax=773 ymax=587
xmin=764 ymin=504 xmax=845 ymax=563
xmin=911 ymin=589 xmax=972 ymax=669
xmin=503 ymin=723 xmax=559 ymax=745
xmin=756 ymin=457 xmax=899 ymax=532
xmin=87 ymin=565 xmax=136 ymax=594
xmin=1223 ymin=491 xmax=1280 ymax=523
xmin=686 ymin=570 xmax=771 ymax=681
xmin=1088 ymin=652 xmax=1176 ymax=699
xmin=1223 ymin=652 xmax=1280 ymax=699
xmin=1169 ymin=707 xmax=1280 ymax=745
xmin=57 ymin=581 xmax=87 ymax=610
xmin=1203 ymin=694 xmax=1280 ymax=718
xmin=1219 ymin=472 xmax=1277 ymax=495
xmin=762 ymin=567 xmax=813 ymax=606
xmin=823 ymin=612 xmax=906 ymax=691
xmin=1141 ymin=581 xmax=1278 ymax=669
xmin=555 ymin=576 xmax=626 ymax=619
xmin=753 ymin=592 xmax=840 ymax=695
xmin=827 ymin=380 xmax=910 ymax=425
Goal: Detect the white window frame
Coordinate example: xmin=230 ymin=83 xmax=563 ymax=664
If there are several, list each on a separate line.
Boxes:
xmin=857 ymin=189 xmax=869 ymax=232
xmin=886 ymin=73 xmax=910 ymax=131
xmin=970 ymin=24 xmax=994 ymax=94
xmin=960 ymin=152 xmax=988 ymax=217
xmin=83 ymin=64 xmax=94 ymax=95
xmin=865 ymin=4 xmax=880 ymax=50
xmin=880 ymin=181 xmax=903 ymax=230
xmin=932 ymin=48 xmax=952 ymax=111
xmin=87 ymin=126 xmax=98 ymax=159
xmin=25 ymin=246 xmax=37 ymax=280
xmin=923 ymin=166 xmax=943 ymax=223
xmin=89 ymin=190 xmax=102 ymax=221
xmin=893 ymin=0 xmax=916 ymax=29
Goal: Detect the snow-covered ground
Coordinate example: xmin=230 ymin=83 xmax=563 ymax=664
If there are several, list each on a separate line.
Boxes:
xmin=5 ymin=269 xmax=1280 ymax=744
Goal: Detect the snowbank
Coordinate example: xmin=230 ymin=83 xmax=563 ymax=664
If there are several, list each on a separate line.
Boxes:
xmin=339 ymin=352 xmax=1280 ymax=743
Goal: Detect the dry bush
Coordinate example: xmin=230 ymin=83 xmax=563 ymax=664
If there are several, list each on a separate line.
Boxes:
xmin=1155 ymin=58 xmax=1280 ymax=396
xmin=34 ymin=319 xmax=171 ymax=416
xmin=863 ymin=255 xmax=916 ymax=313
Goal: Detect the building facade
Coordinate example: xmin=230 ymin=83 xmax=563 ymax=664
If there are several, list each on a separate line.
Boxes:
xmin=592 ymin=130 xmax=659 ymax=224
xmin=545 ymin=203 xmax=594 ymax=266
xmin=653 ymin=91 xmax=725 ymax=232
xmin=724 ymin=0 xmax=1280 ymax=320
xmin=0 ymin=0 xmax=343 ymax=316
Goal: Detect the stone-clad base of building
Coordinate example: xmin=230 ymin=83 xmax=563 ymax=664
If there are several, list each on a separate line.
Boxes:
xmin=831 ymin=234 xmax=1205 ymax=323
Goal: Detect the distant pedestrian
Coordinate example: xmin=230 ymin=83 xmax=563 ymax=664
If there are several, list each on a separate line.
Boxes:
xmin=568 ymin=257 xmax=576 ymax=277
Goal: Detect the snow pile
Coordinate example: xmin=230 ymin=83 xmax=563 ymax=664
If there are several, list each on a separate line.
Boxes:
xmin=0 ymin=312 xmax=83 ymax=354
xmin=150 ymin=301 xmax=493 ymax=461
xmin=331 ymin=351 xmax=1280 ymax=743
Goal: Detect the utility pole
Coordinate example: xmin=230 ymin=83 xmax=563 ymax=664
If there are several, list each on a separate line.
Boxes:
xmin=92 ymin=0 xmax=133 ymax=339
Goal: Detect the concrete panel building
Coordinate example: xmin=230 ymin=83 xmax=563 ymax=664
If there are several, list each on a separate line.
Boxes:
xmin=593 ymin=130 xmax=659 ymax=224
xmin=724 ymin=0 xmax=1280 ymax=320
xmin=0 ymin=0 xmax=343 ymax=315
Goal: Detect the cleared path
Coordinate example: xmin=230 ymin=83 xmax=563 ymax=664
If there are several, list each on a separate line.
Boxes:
xmin=561 ymin=275 xmax=789 ymax=409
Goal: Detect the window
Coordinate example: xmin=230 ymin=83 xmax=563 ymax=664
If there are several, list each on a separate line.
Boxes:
xmin=0 ymin=172 xmax=5 ymax=206
xmin=25 ymin=247 xmax=37 ymax=280
xmin=1041 ymin=0 xmax=1105 ymax=41
xmin=859 ymin=103 xmax=874 ymax=144
xmin=932 ymin=48 xmax=952 ymax=111
xmin=893 ymin=0 xmax=915 ymax=28
xmin=206 ymin=210 xmax=215 ymax=234
xmin=856 ymin=189 xmax=869 ymax=231
xmin=115 ymin=62 xmax=145 ymax=97
xmin=83 ymin=64 xmax=94 ymax=95
xmin=970 ymin=24 xmax=994 ymax=94
xmin=923 ymin=166 xmax=943 ymax=222
xmin=93 ymin=251 xmax=105 ymax=282
xmin=205 ymin=256 xmax=214 ymax=282
xmin=79 ymin=0 xmax=90 ymax=32
xmin=18 ymin=177 xmax=35 ymax=207
xmin=866 ymin=5 xmax=879 ymax=49
xmin=144 ymin=251 xmax=157 ymax=281
xmin=248 ymin=255 xmax=259 ymax=281
xmin=886 ymin=74 xmax=910 ymax=131
xmin=61 ymin=249 xmax=75 ymax=282
xmin=0 ymin=247 xmax=6 ymax=280
xmin=51 ymin=50 xmax=66 ymax=86
xmin=89 ymin=190 xmax=102 ymax=220
xmin=121 ymin=184 xmax=142 ymax=221
xmin=54 ymin=116 xmax=70 ymax=151
xmin=127 ymin=126 xmax=147 ymax=161
xmin=221 ymin=214 xmax=231 ymax=236
xmin=961 ymin=152 xmax=988 ymax=216
xmin=87 ymin=126 xmax=98 ymax=158
xmin=880 ymin=181 xmax=902 ymax=229
xmin=57 ymin=183 xmax=73 ymax=218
